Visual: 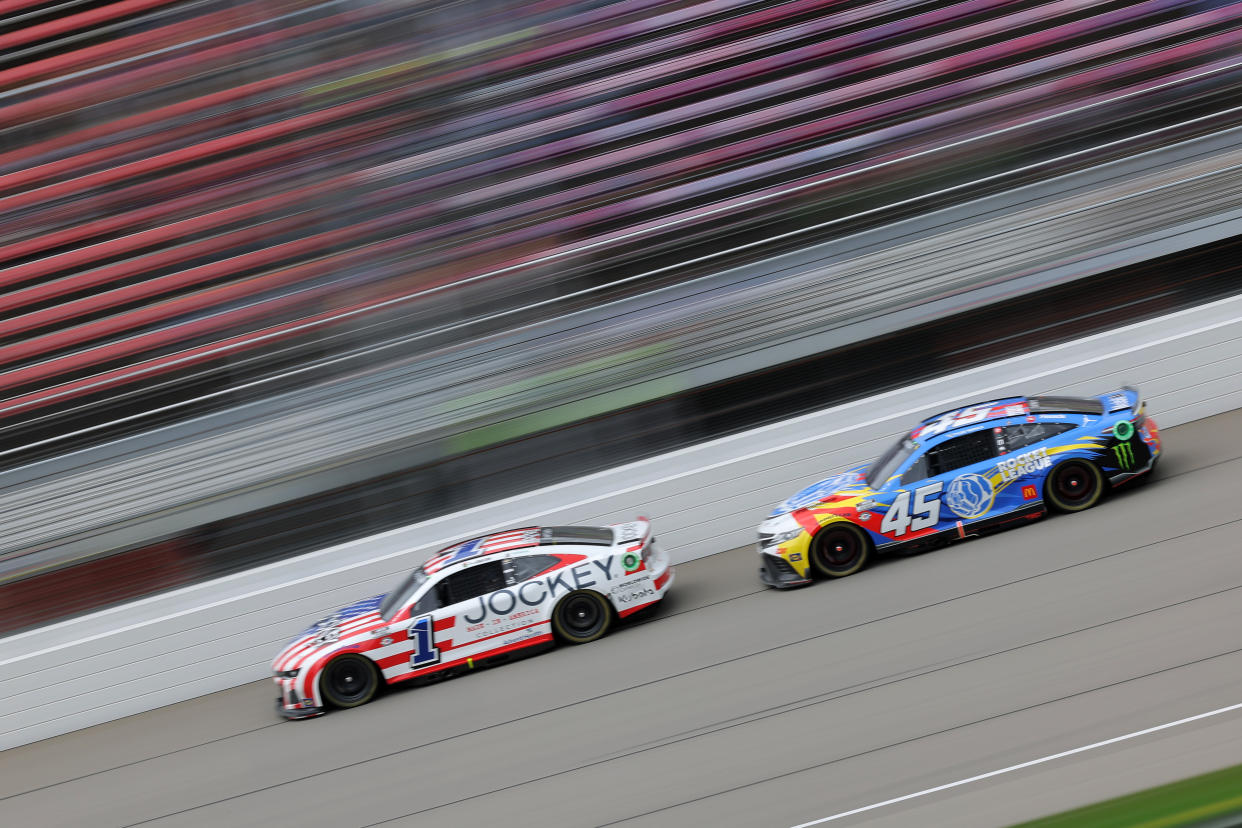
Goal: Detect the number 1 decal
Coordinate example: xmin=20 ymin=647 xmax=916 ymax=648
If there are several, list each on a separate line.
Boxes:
xmin=880 ymin=482 xmax=943 ymax=536
xmin=409 ymin=615 xmax=440 ymax=668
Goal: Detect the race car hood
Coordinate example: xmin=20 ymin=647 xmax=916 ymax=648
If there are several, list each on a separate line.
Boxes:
xmin=768 ymin=464 xmax=871 ymax=517
xmin=273 ymin=592 xmax=387 ymax=670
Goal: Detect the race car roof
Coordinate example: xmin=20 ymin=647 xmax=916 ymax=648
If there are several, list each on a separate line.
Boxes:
xmin=913 ymin=397 xmax=1026 ymax=428
xmin=422 ymin=526 xmax=615 ymax=574
xmin=910 ymin=394 xmax=1107 ymax=441
xmin=909 ymin=398 xmax=1028 ymax=440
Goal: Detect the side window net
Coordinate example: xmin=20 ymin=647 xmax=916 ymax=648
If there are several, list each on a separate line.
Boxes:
xmin=927 ymin=432 xmax=995 ymax=475
xmin=438 ymin=562 xmax=506 ymax=606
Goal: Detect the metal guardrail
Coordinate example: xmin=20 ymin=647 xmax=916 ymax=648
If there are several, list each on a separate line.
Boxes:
xmin=2 ymin=124 xmax=1241 ymax=575
xmin=1 ymin=290 xmax=1239 ymax=751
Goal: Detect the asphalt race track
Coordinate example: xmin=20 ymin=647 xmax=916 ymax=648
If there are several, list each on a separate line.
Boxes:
xmin=4 ymin=409 xmax=1242 ymax=828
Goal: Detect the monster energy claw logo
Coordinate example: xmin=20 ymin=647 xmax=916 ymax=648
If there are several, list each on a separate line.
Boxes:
xmin=1113 ymin=441 xmax=1135 ymax=471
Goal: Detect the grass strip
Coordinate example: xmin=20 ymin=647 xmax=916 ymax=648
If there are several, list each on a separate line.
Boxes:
xmin=1011 ymin=763 xmax=1242 ymax=828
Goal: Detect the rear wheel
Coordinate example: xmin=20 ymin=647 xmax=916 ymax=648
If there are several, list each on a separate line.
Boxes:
xmin=320 ymin=654 xmax=380 ymax=709
xmin=552 ymin=590 xmax=612 ymax=644
xmin=1044 ymin=460 xmax=1105 ymax=513
xmin=810 ymin=522 xmax=872 ymax=578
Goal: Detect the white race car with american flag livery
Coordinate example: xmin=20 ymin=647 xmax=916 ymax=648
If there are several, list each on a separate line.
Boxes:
xmin=272 ymin=519 xmax=673 ymax=718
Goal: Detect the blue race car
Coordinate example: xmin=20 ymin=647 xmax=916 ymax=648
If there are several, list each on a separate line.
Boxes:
xmin=757 ymin=386 xmax=1161 ymax=588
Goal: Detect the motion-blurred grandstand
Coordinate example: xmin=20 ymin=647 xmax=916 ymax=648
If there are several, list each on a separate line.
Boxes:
xmin=2 ymin=0 xmax=1241 ymax=632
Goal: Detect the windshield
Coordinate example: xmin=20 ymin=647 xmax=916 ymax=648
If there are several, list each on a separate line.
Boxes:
xmin=379 ymin=568 xmax=428 ymax=620
xmin=866 ymin=436 xmax=917 ymax=489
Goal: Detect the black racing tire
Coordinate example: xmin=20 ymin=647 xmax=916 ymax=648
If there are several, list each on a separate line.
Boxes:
xmin=320 ymin=654 xmax=380 ymax=709
xmin=809 ymin=522 xmax=872 ymax=578
xmin=1044 ymin=459 xmax=1105 ymax=513
xmin=551 ymin=590 xmax=613 ymax=644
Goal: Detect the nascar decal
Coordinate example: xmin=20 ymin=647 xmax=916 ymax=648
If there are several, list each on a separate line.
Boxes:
xmin=997 ymin=448 xmax=1051 ymax=482
xmin=943 ymin=473 xmax=995 ymax=519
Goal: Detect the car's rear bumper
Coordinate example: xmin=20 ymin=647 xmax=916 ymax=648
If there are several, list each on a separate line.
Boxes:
xmin=615 ymin=543 xmax=675 ymax=617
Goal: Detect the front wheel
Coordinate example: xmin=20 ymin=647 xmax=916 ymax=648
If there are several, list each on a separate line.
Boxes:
xmin=552 ymin=590 xmax=613 ymax=644
xmin=320 ymin=654 xmax=380 ymax=709
xmin=1044 ymin=459 xmax=1105 ymax=513
xmin=810 ymin=522 xmax=872 ymax=578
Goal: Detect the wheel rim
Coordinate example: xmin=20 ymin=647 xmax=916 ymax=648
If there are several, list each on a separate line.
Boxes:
xmin=817 ymin=529 xmax=862 ymax=571
xmin=327 ymin=659 xmax=371 ymax=703
xmin=561 ymin=594 xmax=603 ymax=636
xmin=1053 ymin=462 xmax=1094 ymax=504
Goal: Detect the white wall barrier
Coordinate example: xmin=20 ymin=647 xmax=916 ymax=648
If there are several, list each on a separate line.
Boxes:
xmin=1 ymin=293 xmax=1240 ymax=750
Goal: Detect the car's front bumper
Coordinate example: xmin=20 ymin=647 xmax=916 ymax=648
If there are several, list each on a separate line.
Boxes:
xmin=276 ymin=698 xmax=324 ymax=720
xmin=758 ymin=549 xmax=812 ymax=589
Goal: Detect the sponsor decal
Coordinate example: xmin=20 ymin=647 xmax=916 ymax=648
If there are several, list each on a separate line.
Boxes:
xmin=1022 ymin=485 xmax=1038 ymax=500
xmin=788 ymin=552 xmax=803 ymax=562
xmin=997 ymin=448 xmax=1052 ymax=483
xmin=621 ymin=551 xmax=643 ymax=575
xmin=1108 ymin=392 xmax=1130 ymax=412
xmin=944 ymin=474 xmax=995 ymax=520
xmin=613 ymin=575 xmax=656 ymax=606
xmin=380 ymin=637 xmax=394 ymax=646
xmin=1113 ymin=441 xmax=1136 ymax=471
xmin=460 ymin=556 xmax=621 ymax=624
xmin=501 ymin=628 xmax=542 ymax=647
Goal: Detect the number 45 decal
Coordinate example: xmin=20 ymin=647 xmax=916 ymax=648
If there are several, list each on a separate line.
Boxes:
xmin=880 ymin=482 xmax=943 ymax=536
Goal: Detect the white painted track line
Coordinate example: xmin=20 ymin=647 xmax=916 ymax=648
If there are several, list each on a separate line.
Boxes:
xmin=791 ymin=701 xmax=1242 ymax=827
